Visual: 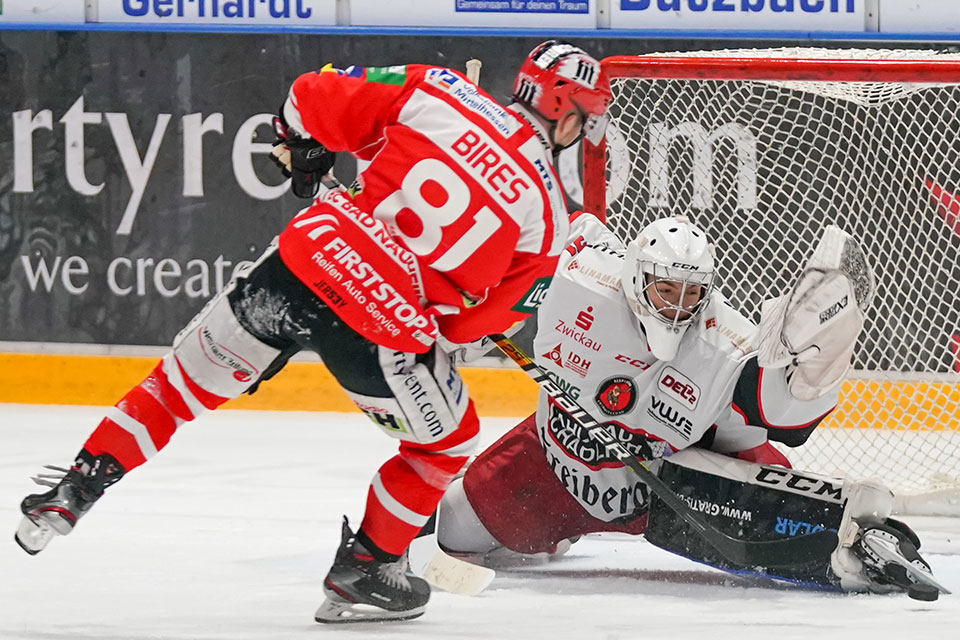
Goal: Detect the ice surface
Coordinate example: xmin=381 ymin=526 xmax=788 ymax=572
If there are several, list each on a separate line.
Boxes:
xmin=1 ymin=404 xmax=958 ymax=640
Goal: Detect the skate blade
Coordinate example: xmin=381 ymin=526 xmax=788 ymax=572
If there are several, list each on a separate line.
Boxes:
xmin=14 ymin=516 xmax=57 ymax=555
xmin=314 ymin=596 xmax=425 ymax=624
xmin=864 ymin=530 xmax=952 ymax=595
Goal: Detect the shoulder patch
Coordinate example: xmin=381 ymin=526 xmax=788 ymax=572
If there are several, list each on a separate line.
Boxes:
xmin=512 ymin=276 xmax=552 ymax=314
xmin=318 ymin=63 xmax=364 ymax=78
xmin=595 ymin=376 xmax=638 ymax=416
xmin=365 ymin=65 xmax=407 ymax=85
xmin=425 ymin=68 xmax=520 ymax=137
xmin=425 ymin=67 xmax=462 ymax=90
xmin=700 ymin=293 xmax=757 ymax=358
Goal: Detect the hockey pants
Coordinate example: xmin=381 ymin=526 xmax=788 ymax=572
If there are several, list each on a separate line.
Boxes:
xmin=81 ymin=244 xmax=480 ymax=558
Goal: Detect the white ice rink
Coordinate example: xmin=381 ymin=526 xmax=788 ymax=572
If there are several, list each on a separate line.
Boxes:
xmin=2 ymin=404 xmax=959 ymax=640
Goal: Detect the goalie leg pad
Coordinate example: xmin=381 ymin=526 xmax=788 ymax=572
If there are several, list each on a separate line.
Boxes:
xmin=757 ymin=225 xmax=875 ymax=400
xmin=437 ymin=478 xmax=577 ymax=567
xmin=437 ymin=479 xmax=501 ymax=555
xmin=645 ymin=448 xmax=846 ymax=588
xmin=649 ymin=451 xmax=941 ymax=594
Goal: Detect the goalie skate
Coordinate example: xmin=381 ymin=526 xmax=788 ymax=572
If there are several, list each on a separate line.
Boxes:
xmin=315 ymin=517 xmax=430 ymax=624
xmin=856 ymin=523 xmax=951 ymax=597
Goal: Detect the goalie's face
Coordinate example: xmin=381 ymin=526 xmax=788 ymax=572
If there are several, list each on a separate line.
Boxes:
xmin=622 ymin=215 xmax=716 ymax=360
xmin=645 ymin=276 xmax=707 ymax=322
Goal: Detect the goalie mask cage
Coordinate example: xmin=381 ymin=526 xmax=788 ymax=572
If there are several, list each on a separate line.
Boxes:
xmin=583 ymin=48 xmax=960 ymax=513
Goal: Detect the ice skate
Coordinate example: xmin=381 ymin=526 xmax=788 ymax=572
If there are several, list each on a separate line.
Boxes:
xmin=15 ymin=451 xmax=124 ymax=555
xmin=854 ymin=519 xmax=950 ymax=599
xmin=315 ymin=517 xmax=430 ymax=623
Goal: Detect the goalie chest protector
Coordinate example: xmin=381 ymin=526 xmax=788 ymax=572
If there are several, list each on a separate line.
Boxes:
xmin=532 ymin=214 xmax=761 ymax=523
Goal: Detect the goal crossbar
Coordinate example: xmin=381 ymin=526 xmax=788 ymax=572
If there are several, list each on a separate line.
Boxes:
xmin=601 ymin=55 xmax=960 ymax=83
xmin=585 ymin=54 xmax=960 ymax=216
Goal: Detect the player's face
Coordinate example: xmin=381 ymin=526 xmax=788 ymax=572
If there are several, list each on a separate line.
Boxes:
xmin=553 ymin=109 xmax=584 ymax=148
xmin=646 ymin=278 xmax=704 ymax=321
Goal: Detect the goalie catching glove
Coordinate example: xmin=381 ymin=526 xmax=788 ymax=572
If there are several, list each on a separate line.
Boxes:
xmin=270 ymin=114 xmax=336 ymax=199
xmin=757 ymin=225 xmax=876 ymax=400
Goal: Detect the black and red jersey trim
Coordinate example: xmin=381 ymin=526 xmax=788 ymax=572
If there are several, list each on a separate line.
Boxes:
xmin=732 ymin=357 xmax=833 ymax=447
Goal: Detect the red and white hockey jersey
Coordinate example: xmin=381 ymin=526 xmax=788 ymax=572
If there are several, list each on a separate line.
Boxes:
xmin=533 ymin=214 xmax=839 ymax=522
xmin=277 ymin=64 xmax=569 ymax=352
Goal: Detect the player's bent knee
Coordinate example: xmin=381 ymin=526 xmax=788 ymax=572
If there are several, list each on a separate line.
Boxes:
xmin=172 ymin=288 xmax=283 ymax=399
xmin=351 ymin=348 xmax=477 ymax=447
xmin=437 ymin=479 xmax=502 ymax=554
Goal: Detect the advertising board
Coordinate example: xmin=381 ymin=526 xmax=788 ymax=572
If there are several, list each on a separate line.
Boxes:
xmin=0 ymin=0 xmax=85 ymax=23
xmin=612 ymin=0 xmax=865 ymax=31
xmin=351 ymin=0 xmax=595 ymax=29
xmin=95 ymin=0 xmax=336 ymax=25
xmin=878 ymin=0 xmax=960 ymax=33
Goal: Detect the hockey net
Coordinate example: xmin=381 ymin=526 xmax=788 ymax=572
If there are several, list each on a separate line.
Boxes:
xmin=582 ymin=48 xmax=960 ymax=513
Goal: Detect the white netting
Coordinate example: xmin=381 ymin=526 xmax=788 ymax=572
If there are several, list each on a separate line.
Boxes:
xmin=597 ymin=48 xmax=960 ymax=509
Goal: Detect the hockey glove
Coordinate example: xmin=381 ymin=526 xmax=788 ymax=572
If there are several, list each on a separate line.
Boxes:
xmin=270 ymin=115 xmax=336 ymax=199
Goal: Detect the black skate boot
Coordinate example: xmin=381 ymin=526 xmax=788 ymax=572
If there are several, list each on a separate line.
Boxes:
xmin=854 ymin=518 xmax=950 ymax=600
xmin=315 ymin=517 xmax=431 ymax=623
xmin=15 ymin=450 xmax=124 ymax=555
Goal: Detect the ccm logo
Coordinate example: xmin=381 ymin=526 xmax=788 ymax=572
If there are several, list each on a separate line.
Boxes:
xmin=615 ymin=354 xmax=650 ymax=370
xmin=755 ymin=468 xmax=843 ymax=503
xmin=659 ymin=366 xmax=699 ymax=409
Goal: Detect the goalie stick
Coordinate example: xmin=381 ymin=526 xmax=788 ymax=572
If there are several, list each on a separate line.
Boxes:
xmin=408 ymin=513 xmax=495 ymax=597
xmin=491 ymin=333 xmax=840 ymax=569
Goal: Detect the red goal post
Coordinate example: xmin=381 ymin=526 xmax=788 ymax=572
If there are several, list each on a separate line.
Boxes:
xmin=582 ymin=48 xmax=960 ymax=511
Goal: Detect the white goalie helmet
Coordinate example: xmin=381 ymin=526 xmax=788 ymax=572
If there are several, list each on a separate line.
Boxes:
xmin=622 ymin=215 xmax=717 ymax=361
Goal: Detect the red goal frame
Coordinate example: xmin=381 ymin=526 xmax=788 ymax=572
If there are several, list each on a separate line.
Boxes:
xmin=582 ymin=54 xmax=960 ymax=217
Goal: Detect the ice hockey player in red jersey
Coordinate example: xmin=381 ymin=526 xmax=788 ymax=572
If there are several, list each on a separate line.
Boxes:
xmin=14 ymin=41 xmax=612 ymax=623
xmin=436 ymin=213 xmax=947 ymax=598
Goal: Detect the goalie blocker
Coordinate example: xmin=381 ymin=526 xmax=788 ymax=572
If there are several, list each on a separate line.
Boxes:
xmin=646 ymin=449 xmax=947 ymax=599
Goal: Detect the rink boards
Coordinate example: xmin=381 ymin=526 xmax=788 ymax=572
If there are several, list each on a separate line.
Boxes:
xmin=1 ymin=352 xmax=957 ymax=431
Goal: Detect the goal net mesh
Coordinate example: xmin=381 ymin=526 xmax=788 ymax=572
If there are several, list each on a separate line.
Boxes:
xmin=595 ymin=48 xmax=960 ymax=504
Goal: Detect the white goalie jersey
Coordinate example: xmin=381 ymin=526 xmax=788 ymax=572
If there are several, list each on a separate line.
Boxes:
xmin=533 ymin=213 xmax=838 ymax=523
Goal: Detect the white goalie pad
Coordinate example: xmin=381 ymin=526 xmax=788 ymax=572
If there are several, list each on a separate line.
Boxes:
xmin=830 ymin=480 xmax=895 ymax=593
xmin=757 ymin=225 xmax=876 ymax=400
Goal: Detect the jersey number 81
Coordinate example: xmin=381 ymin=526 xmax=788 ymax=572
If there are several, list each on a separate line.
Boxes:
xmin=374 ymin=158 xmax=503 ymax=273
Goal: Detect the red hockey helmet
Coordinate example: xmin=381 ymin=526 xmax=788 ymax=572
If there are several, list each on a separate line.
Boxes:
xmin=513 ymin=41 xmax=611 ymax=130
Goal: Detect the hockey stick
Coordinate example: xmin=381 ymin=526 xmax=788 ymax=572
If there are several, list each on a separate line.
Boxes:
xmin=491 ymin=333 xmax=840 ymax=568
xmin=465 ymin=58 xmax=482 ymax=84
xmin=405 ymin=54 xmax=498 ymax=598
xmin=408 ymin=512 xmax=495 ymax=597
